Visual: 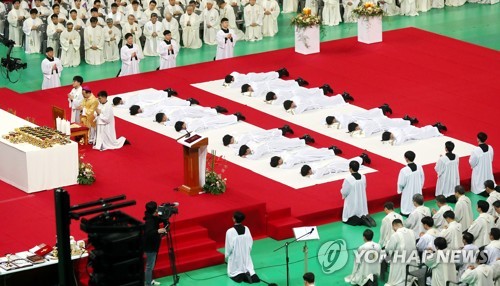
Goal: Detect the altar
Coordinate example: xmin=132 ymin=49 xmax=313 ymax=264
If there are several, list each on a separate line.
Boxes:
xmin=0 ymin=109 xmax=78 ymax=193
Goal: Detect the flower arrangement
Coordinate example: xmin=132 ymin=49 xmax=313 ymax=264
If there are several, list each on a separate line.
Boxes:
xmin=353 ymin=2 xmax=384 ymax=17
xmin=77 ymin=153 xmax=95 ymax=185
xmin=291 ymin=8 xmax=322 ymax=28
xmin=203 ymin=150 xmax=227 ymax=195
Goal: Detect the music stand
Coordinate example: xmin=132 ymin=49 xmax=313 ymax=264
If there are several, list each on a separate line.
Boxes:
xmin=293 ymin=226 xmax=320 ymax=273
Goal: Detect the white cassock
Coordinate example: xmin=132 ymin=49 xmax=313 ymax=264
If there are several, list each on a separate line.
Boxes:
xmin=162 ymin=18 xmax=181 ymax=42
xmin=279 ymin=148 xmax=335 ymax=169
xmin=244 ymin=137 xmax=306 ymax=160
xmin=288 ymin=95 xmax=346 ymax=114
xmin=143 ymin=21 xmax=164 ymax=56
xmin=115 ymin=91 xmax=183 ymax=109
xmin=261 ymin=0 xmax=279 ymax=37
xmin=416 ymin=228 xmax=439 ymax=253
xmin=41 ymin=57 xmax=63 ymax=90
xmin=271 ymin=86 xmax=324 ymax=105
xmin=357 ymin=117 xmax=410 ymax=137
xmin=46 ymin=22 xmax=65 ymax=53
xmin=60 ymin=29 xmax=81 ymax=67
xmin=469 ymin=144 xmax=495 ymax=194
xmin=332 ymin=108 xmax=385 ymax=129
xmin=247 ymin=79 xmax=299 ymax=97
xmin=202 ymin=7 xmax=219 ymax=45
xmin=487 ymin=191 xmax=500 ymax=217
xmin=86 ymin=16 xmax=106 ymax=28
xmin=7 ymin=8 xmax=28 ymax=47
xmin=68 ymin=17 xmax=85 ymax=31
xmin=400 ymin=0 xmax=418 ymax=16
xmin=457 ymin=243 xmax=479 ymax=278
xmin=84 ymin=25 xmax=105 ymax=65
xmin=219 ymin=5 xmax=245 ymax=39
xmin=435 ymin=154 xmax=460 ymax=198
xmin=344 ymin=241 xmax=381 ymax=285
xmin=34 ymin=5 xmax=51 ymax=17
xmin=425 ymin=249 xmax=458 ymax=286
xmin=485 ymin=240 xmax=500 ymax=265
xmin=467 ymin=213 xmax=494 ymax=247
xmin=107 ymin=11 xmax=123 ymax=25
xmin=404 ymin=205 xmax=431 ymax=239
xmin=311 ymin=157 xmax=363 ymax=179
xmin=385 ymin=227 xmax=418 ymax=286
xmin=119 ymin=43 xmax=144 ymax=76
xmin=440 ymin=220 xmax=463 ymax=250
xmin=379 ymin=212 xmax=404 ymax=248
xmin=244 ymin=4 xmax=263 ymax=41
xmin=103 ymin=25 xmax=121 ymax=61
xmin=143 ymin=8 xmax=161 ymax=22
xmin=390 ymin=125 xmax=442 ymax=145
xmin=69 ymin=86 xmax=83 ymax=123
xmin=225 ymin=225 xmax=256 ymax=278
xmin=162 ymin=105 xmax=218 ymax=123
xmin=460 ymin=264 xmax=495 ymax=286
xmin=323 ymin=0 xmax=342 ymax=26
xmin=184 ymin=114 xmax=239 ymax=133
xmin=136 ymin=100 xmax=198 ymax=118
xmin=215 ymin=28 xmax=237 ymax=60
xmin=229 ymin=71 xmax=279 ymax=87
xmin=455 ymin=195 xmax=473 ymax=231
xmin=416 ymin=0 xmax=431 ymax=12
xmin=282 ymin=0 xmax=297 ymax=13
xmin=22 ymin=17 xmax=43 ymax=54
xmin=122 ymin=22 xmax=143 ymax=46
xmin=378 ymin=0 xmax=400 ymax=15
xmin=340 ymin=173 xmax=368 ymax=222
xmin=94 ymin=100 xmax=127 ymax=151
xmin=180 ymin=12 xmax=203 ymax=49
xmin=157 ymin=39 xmax=179 ymax=69
xmin=228 ymin=129 xmax=282 ymax=152
xmin=164 ymin=4 xmax=183 ymax=19
xmin=432 ymin=204 xmax=453 ymax=230
xmin=343 ymin=0 xmax=360 ymax=22
xmin=397 ymin=163 xmax=425 ymax=215
xmin=305 ymin=0 xmax=319 ymax=15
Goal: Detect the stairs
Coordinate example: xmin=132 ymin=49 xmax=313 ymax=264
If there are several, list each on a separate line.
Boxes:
xmin=266 ymin=207 xmax=303 ymax=241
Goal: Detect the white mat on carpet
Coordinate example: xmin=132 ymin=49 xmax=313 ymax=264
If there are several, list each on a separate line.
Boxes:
xmin=192 ymin=80 xmax=475 ymax=166
xmin=110 ymin=89 xmax=377 ymax=189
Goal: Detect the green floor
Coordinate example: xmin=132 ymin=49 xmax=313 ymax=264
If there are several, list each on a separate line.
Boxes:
xmin=0 ymin=3 xmax=499 ymax=93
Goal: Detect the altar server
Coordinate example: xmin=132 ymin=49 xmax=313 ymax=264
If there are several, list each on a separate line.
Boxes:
xmin=385 ymin=219 xmax=418 ymax=286
xmin=404 ymin=194 xmax=431 ymax=239
xmin=467 ymin=201 xmax=494 ymax=247
xmin=301 ymin=156 xmax=369 ymax=180
xmin=460 ymin=251 xmax=495 ymax=286
xmin=162 ymin=13 xmax=180 ymax=42
xmin=22 ymin=9 xmax=43 ymax=54
xmin=400 ymin=0 xmax=418 ymax=16
xmin=60 ymin=22 xmax=81 ymax=67
xmin=283 ymin=95 xmax=346 ymax=114
xmin=398 ymin=151 xmax=424 ymax=216
xmin=261 ymin=0 xmax=279 ymax=37
xmin=340 ymin=160 xmax=373 ymax=226
xmin=174 ymin=112 xmax=246 ymax=133
xmin=440 ymin=210 xmax=464 ymax=250
xmin=484 ymin=228 xmax=500 ymax=265
xmin=123 ymin=15 xmax=143 ymax=46
xmin=215 ymin=18 xmax=237 ymax=60
xmin=80 ymin=86 xmax=99 ymax=144
xmin=470 ymin=132 xmax=495 ymax=195
xmin=143 ymin=13 xmax=164 ymax=56
xmin=104 ymin=18 xmax=122 ymax=62
xmin=157 ymin=30 xmax=179 ymax=69
xmin=322 ymin=0 xmax=342 ymax=26
xmin=416 ymin=216 xmax=439 ymax=253
xmin=119 ymin=33 xmax=144 ymax=76
xmin=382 ymin=124 xmax=446 ymax=145
xmin=238 ymin=136 xmax=313 ymax=160
xmin=47 ymin=14 xmax=65 ymax=52
xmin=180 ymin=6 xmax=203 ymax=48
xmin=270 ymin=147 xmax=348 ymax=169
xmin=244 ymin=0 xmax=263 ymax=41
xmin=94 ymin=91 xmax=128 ymax=151
xmin=379 ymin=202 xmax=403 ymax=248
xmin=41 ymin=47 xmax=63 ymax=90
xmin=344 ymin=230 xmax=381 ymax=285
xmin=68 ymin=75 xmax=84 ymax=123
xmin=435 ymin=141 xmax=460 ymax=203
xmin=202 ymin=0 xmax=219 ymax=45
xmin=454 ymin=185 xmax=474 ymax=230
xmin=425 ymin=237 xmax=458 ymax=286
xmin=432 ymin=195 xmax=453 ymax=230
xmin=84 ymin=17 xmax=105 ymax=65
xmin=7 ymin=0 xmax=28 ymax=47
xmin=485 ymin=180 xmax=500 ymax=217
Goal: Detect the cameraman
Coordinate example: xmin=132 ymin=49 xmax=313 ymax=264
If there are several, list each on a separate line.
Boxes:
xmin=144 ymin=201 xmax=166 ymax=286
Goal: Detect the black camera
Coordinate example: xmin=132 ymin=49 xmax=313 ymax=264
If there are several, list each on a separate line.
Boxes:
xmin=1 ymin=57 xmax=27 ymax=72
xmin=157 ymin=202 xmax=179 ymax=221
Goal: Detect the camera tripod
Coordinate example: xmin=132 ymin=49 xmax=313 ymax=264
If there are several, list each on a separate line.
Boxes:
xmin=163 ymin=221 xmax=179 ymax=286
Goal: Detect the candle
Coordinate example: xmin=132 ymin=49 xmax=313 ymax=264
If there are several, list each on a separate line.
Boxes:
xmin=302 ymin=7 xmax=311 ymax=15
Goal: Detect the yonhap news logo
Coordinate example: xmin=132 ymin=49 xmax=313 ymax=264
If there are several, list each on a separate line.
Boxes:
xmin=317 ymin=239 xmax=349 ymax=274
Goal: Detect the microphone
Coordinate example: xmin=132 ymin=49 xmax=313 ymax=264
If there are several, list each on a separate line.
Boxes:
xmin=308 ymin=227 xmax=315 ymax=234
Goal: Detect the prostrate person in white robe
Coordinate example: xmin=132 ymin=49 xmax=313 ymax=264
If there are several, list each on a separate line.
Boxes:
xmin=67 ymin=75 xmax=84 ymax=123
xmin=455 ymin=185 xmax=474 ymax=231
xmin=222 ymin=126 xmax=289 ymax=152
xmin=157 ymin=30 xmax=179 ymax=69
xmin=103 ymin=18 xmax=121 ymax=61
xmin=432 ymin=195 xmax=453 ymax=230
xmin=270 ymin=146 xmax=348 ymax=169
xmin=400 ymin=0 xmax=418 ymax=16
xmin=323 ymin=0 xmax=342 ymax=26
xmin=238 ymin=135 xmax=314 ymax=160
xmin=143 ymin=13 xmax=164 ymax=56
xmin=154 ymin=105 xmax=227 ymax=125
xmin=119 ymin=33 xmax=144 ymax=76
xmin=123 ymin=15 xmax=143 ymax=46
xmin=485 ymin=180 xmax=500 ymax=217
xmin=217 ymin=0 xmax=244 ymax=39
xmin=379 ymin=202 xmax=403 ymax=248
xmin=382 ymin=123 xmax=446 ymax=145
xmin=174 ymin=112 xmax=245 ymax=133
xmin=404 ymin=194 xmax=432 ymax=239
xmin=47 ymin=14 xmax=65 ymax=52
xmin=84 ymin=17 xmax=106 ymax=65
xmin=283 ymin=95 xmax=346 ymax=115
xmin=22 ymin=9 xmax=43 ymax=54
xmin=7 ymin=0 xmax=28 ymax=47
xmin=397 ymin=151 xmax=424 ymax=216
xmin=484 ymin=228 xmax=500 ymax=265
xmin=261 ymin=0 xmax=279 ymax=37
xmin=460 ymin=251 xmax=495 ymax=286
xmin=223 ymin=68 xmax=287 ymax=87
xmin=416 ymin=216 xmax=440 ymax=253
xmin=345 ymin=230 xmax=381 ymax=285
xmin=215 ymin=17 xmax=237 ymax=60
xmin=225 ymin=211 xmax=260 ymax=283
xmin=60 ymin=22 xmax=81 ymax=67
xmin=440 ymin=210 xmax=464 ymax=250
xmin=435 ymin=141 xmax=460 ymax=203
xmin=301 ymin=156 xmax=368 ymax=180
xmin=241 ymin=78 xmax=302 ymax=97
xmin=378 ymin=0 xmax=400 ymax=16
xmin=467 ymin=200 xmax=495 ymax=247
xmin=385 ymin=219 xmax=419 ymax=286
xmin=162 ymin=13 xmax=181 ymax=42
xmin=325 ymin=105 xmax=391 ymax=130
xmin=424 ymin=237 xmax=458 ymax=286
xmin=41 ymin=47 xmax=63 ymax=90
xmin=470 ymin=132 xmax=495 ymax=195
xmin=343 ymin=0 xmax=360 ymax=23
xmin=202 ymin=0 xmax=219 ymax=45
xmin=180 ymin=6 xmax=203 ymax=48
xmin=128 ymin=97 xmax=200 ymax=117
xmin=94 ymin=91 xmax=129 ymax=151
xmin=244 ymin=0 xmax=263 ymax=41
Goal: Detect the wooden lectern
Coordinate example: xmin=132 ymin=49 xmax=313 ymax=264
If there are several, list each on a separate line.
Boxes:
xmin=178 ymin=134 xmax=209 ymax=195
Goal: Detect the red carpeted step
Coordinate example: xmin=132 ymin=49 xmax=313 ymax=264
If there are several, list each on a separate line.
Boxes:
xmin=157 ymin=236 xmax=217 ymax=259
xmin=153 ymin=249 xmax=225 ymax=277
xmin=169 ymin=225 xmax=209 ymax=241
xmin=266 ymin=207 xmax=292 ymax=221
xmin=267 ymin=217 xmax=303 ymax=240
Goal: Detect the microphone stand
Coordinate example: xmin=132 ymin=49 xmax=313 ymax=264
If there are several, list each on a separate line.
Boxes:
xmin=175 ymin=130 xmax=191 ymax=141
xmin=273 ymin=228 xmax=314 ymax=286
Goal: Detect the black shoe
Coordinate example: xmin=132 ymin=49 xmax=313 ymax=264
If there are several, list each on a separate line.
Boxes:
xmin=361 ymin=215 xmax=372 ymax=227
xmin=214 ymin=105 xmax=228 ymax=113
xmin=360 ymin=153 xmax=371 ymax=164
xmin=366 ymin=215 xmax=377 ymax=227
xmin=234 ymin=112 xmax=246 ymax=121
xmin=186 ymin=98 xmax=199 ymax=105
xmin=323 ymin=83 xmax=334 ymax=94
xmin=433 ymin=122 xmax=448 ymax=132
xmin=124 ymin=139 xmax=131 ymax=145
xmin=163 ymin=88 xmax=178 ymax=97
xmin=342 ymin=91 xmax=354 ymax=102
xmin=300 ymin=134 xmax=315 ymax=144
xmin=295 ymin=77 xmax=309 ymax=86
xmin=277 ymin=67 xmax=289 ymax=78
xmin=403 ymin=115 xmax=419 ymax=125
xmin=244 ymin=272 xmax=253 ymax=284
xmin=379 ymin=103 xmax=392 ymax=115
xmin=279 ymin=124 xmax=294 ymax=136
xmin=328 ymin=145 xmax=342 ymax=155
xmin=320 ymin=86 xmax=329 ymax=95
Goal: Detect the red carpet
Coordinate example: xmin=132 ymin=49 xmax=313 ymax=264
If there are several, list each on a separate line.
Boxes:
xmin=0 ymin=27 xmax=499 ymax=276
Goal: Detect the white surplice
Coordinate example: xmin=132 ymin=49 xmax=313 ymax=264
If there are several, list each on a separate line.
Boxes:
xmin=435 ymin=154 xmax=460 ymax=198
xmin=103 ymin=25 xmax=121 ymax=61
xmin=279 ymin=148 xmax=335 ymax=169
xmin=60 ymin=29 xmax=81 ymax=67
xmin=157 ymin=39 xmax=179 ymax=69
xmin=41 ymin=57 xmax=63 ymax=90
xmin=22 ymin=17 xmax=43 ymax=54
xmin=143 ymin=20 xmax=164 ymax=56
xmin=425 ymin=249 xmax=458 ymax=286
xmin=469 ymin=144 xmax=495 ymax=194
xmin=215 ymin=28 xmax=237 ymax=60
xmin=94 ymin=100 xmax=127 ymax=151
xmin=261 ymin=0 xmax=279 ymax=37
xmin=379 ymin=211 xmax=404 ymax=248
xmin=202 ymin=7 xmax=219 ymax=45
xmin=323 ymin=0 xmax=342 ymax=26
xmin=432 ymin=204 xmax=453 ymax=230
xmin=440 ymin=220 xmax=463 ymax=250
xmin=7 ymin=8 xmax=28 ymax=47
xmin=385 ymin=227 xmax=418 ymax=286
xmin=225 ymin=225 xmax=256 ymax=277
xmin=244 ymin=3 xmax=263 ymax=41
xmin=69 ymin=86 xmax=83 ymax=123
xmin=397 ymin=163 xmax=425 ymax=215
xmin=244 ymin=137 xmax=305 ymax=160
xmin=345 ymin=241 xmax=381 ymax=285
xmin=119 ymin=43 xmax=144 ymax=76
xmin=219 ymin=5 xmax=245 ymax=39
xmin=162 ymin=18 xmax=181 ymax=42
xmin=341 ymin=173 xmax=368 ymax=222
xmin=180 ymin=12 xmax=203 ymax=48
xmin=84 ymin=25 xmax=105 ymax=65
xmin=404 ymin=205 xmax=432 ymax=239
xmin=467 ymin=213 xmax=494 ymax=247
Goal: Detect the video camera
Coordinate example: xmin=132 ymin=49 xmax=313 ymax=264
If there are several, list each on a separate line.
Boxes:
xmin=0 ymin=35 xmax=28 ymax=72
xmin=157 ymin=202 xmax=179 ymax=221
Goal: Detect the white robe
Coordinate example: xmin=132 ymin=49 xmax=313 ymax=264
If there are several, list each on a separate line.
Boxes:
xmin=41 ymin=57 xmax=63 ymax=90
xmin=84 ymin=26 xmax=105 ymax=65
xmin=341 ymin=173 xmax=368 ymax=222
xmin=161 ymin=105 xmax=217 ymax=123
xmin=378 ymin=0 xmax=400 ymax=16
xmin=425 ymin=249 xmax=458 ymax=286
xmin=468 ymin=213 xmax=494 ymax=247
xmin=103 ymin=25 xmax=121 ymax=61
xmin=244 ymin=4 xmax=263 ymax=41
xmin=228 ymin=129 xmax=282 ymax=152
xmin=416 ymin=0 xmax=431 ymax=12
xmin=7 ymin=8 xmax=28 ymax=47
xmin=279 ymin=148 xmax=335 ymax=169
xmin=225 ymin=226 xmax=256 ymax=277
xmin=143 ymin=21 xmax=164 ymax=56
xmin=333 ymin=108 xmax=385 ymax=130
xmin=305 ymin=0 xmax=319 ymax=15
xmin=400 ymin=0 xmax=419 ymax=16
xmin=219 ymin=6 xmax=244 ymax=39
xmin=202 ymin=8 xmax=219 ymax=45
xmin=435 ymin=155 xmax=460 ymax=198
xmin=94 ymin=100 xmax=127 ymax=150
xmin=247 ymin=78 xmax=299 ymax=97
xmin=432 ymin=204 xmax=453 ymax=230
xmin=379 ymin=212 xmax=404 ymax=248
xmin=487 ymin=191 xmax=500 ymax=217
xmin=288 ymin=95 xmax=346 ymax=114
xmin=323 ymin=0 xmax=342 ymax=26
xmin=311 ymin=157 xmax=363 ymax=179
xmin=416 ymin=228 xmax=439 ymax=253
xmin=390 ymin=125 xmax=442 ymax=145
xmin=60 ymin=29 xmax=81 ymax=67
xmin=22 ymin=17 xmax=43 ymax=54
xmin=215 ymin=28 xmax=237 ymax=60
xmin=445 ymin=0 xmax=466 ymax=6
xmin=431 ymin=0 xmax=444 ymax=8
xmin=397 ymin=163 xmax=425 ymax=215
xmin=184 ymin=114 xmax=238 ymax=133
xmin=122 ymin=22 xmax=143 ymax=46
xmin=343 ymin=0 xmax=360 ymax=23
xmin=282 ymin=0 xmax=297 ymax=13
xmin=455 ymin=195 xmax=473 ymax=231
xmin=469 ymin=144 xmax=495 ymax=194
xmin=460 ymin=264 xmax=495 ymax=286
xmin=261 ymin=0 xmax=279 ymax=37
xmin=68 ymin=17 xmax=85 ymax=31
xmin=157 ymin=39 xmax=179 ymax=69
xmin=357 ymin=117 xmax=410 ymax=137
xmin=385 ymin=227 xmax=418 ymax=286
xmin=164 ymin=4 xmax=183 ymax=18
xmin=404 ymin=205 xmax=431 ymax=239
xmin=271 ymin=86 xmax=324 ymax=105
xmin=458 ymin=244 xmax=479 ymax=277
xmin=128 ymin=9 xmax=146 ymax=27
xmin=69 ymin=86 xmax=83 ymax=123
xmin=345 ymin=241 xmax=381 ymax=285
xmin=229 ymin=71 xmax=279 ymax=87
xmin=47 ymin=22 xmax=65 ymax=53
xmin=180 ymin=12 xmax=203 ymax=49
xmin=484 ymin=240 xmax=500 ymax=265
xmin=244 ymin=137 xmax=305 ymax=160
xmin=440 ymin=220 xmax=463 ymax=250
xmin=162 ymin=18 xmax=181 ymax=42
xmin=119 ymin=43 xmax=144 ymax=76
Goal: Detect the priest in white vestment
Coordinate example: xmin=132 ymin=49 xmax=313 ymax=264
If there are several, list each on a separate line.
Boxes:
xmin=94 ymin=91 xmax=128 ymax=151
xmin=485 ymin=180 xmax=500 ymax=217
xmin=424 ymin=237 xmax=458 ymax=286
xmin=143 ymin=1 xmax=162 ymax=22
xmin=340 ymin=160 xmax=371 ymax=225
xmin=460 ymin=251 xmax=495 ymax=286
xmin=67 ymin=75 xmax=84 ymax=123
xmin=305 ymin=0 xmax=319 ymax=15
xmin=455 ymin=185 xmax=474 ymax=231
xmin=431 ymin=0 xmax=444 ymax=8
xmin=7 ymin=0 xmax=28 ymax=47
xmin=416 ymin=217 xmax=440 ymax=253
xmin=435 ymin=141 xmax=460 ymax=202
xmin=84 ymin=17 xmax=105 ymax=65
xmin=343 ymin=0 xmax=360 ymax=23
xmin=379 ymin=202 xmax=404 ymax=248
xmin=123 ymin=15 xmax=143 ymax=46
xmin=218 ymin=0 xmax=245 ymax=39
xmin=180 ymin=6 xmax=203 ymax=48
xmin=283 ymin=95 xmax=346 ymax=115
xmin=385 ymin=219 xmax=418 ymax=286
xmin=467 ymin=201 xmax=494 ymax=247
xmin=164 ymin=0 xmax=184 ymax=18
xmin=302 ymin=156 xmax=364 ymax=179
xmin=404 ymin=194 xmax=431 ymax=239
xmin=445 ymin=0 xmax=465 ymax=6
xmin=457 ymin=233 xmax=479 ymax=278
xmin=41 ymin=47 xmax=63 ymax=90
xmin=143 ymin=13 xmax=164 ymax=56
xmin=202 ymin=1 xmax=219 ymax=45
xmin=128 ymin=1 xmax=146 ymax=26
xmin=87 ymin=8 xmax=106 ymax=27
xmin=440 ymin=211 xmax=463 ymax=250
xmin=432 ymin=195 xmax=453 ymax=230
xmin=22 ymin=10 xmax=43 ymax=54
xmin=103 ymin=18 xmax=121 ymax=61
xmin=47 ymin=15 xmax=65 ymax=53
xmin=484 ymin=228 xmax=500 ymax=265
xmin=470 ymin=132 xmax=495 ymax=195
xmin=270 ymin=147 xmax=342 ymax=169
xmin=157 ymin=30 xmax=179 ymax=69
xmin=244 ymin=0 xmax=263 ymax=41
xmin=60 ymin=22 xmax=81 ymax=67
xmin=261 ymin=0 xmax=279 ymax=37
xmin=323 ymin=0 xmax=342 ymax=26
xmin=68 ymin=10 xmax=85 ymax=31
xmin=238 ymin=137 xmax=308 ymax=160
xmin=162 ymin=13 xmax=181 ymax=42
xmin=175 ymin=113 xmax=244 ymax=133
xmin=282 ymin=0 xmax=297 ymax=13
xmin=215 ymin=18 xmax=237 ymax=60
xmin=345 ymin=230 xmax=381 ymax=285
xmin=378 ymin=0 xmax=400 ymax=16
xmin=119 ymin=33 xmax=144 ymax=76
xmin=397 ymin=151 xmax=424 ymax=216
xmin=416 ymin=0 xmax=431 ymax=12
xmin=400 ymin=0 xmax=418 ymax=16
